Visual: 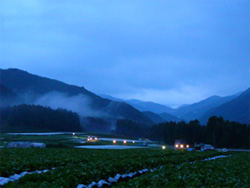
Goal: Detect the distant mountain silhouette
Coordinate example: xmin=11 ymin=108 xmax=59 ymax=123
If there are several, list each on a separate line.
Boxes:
xmin=100 ymin=94 xmax=174 ymax=114
xmin=100 ymin=89 xmax=247 ymax=124
xmin=99 ymin=94 xmax=123 ymax=102
xmin=173 ymin=93 xmax=240 ymax=121
xmin=126 ymin=99 xmax=175 ymax=114
xmin=0 ymin=68 xmax=152 ymax=124
xmin=200 ymin=88 xmax=250 ymax=124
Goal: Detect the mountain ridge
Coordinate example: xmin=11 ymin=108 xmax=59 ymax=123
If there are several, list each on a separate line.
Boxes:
xmin=100 ymin=94 xmax=175 ymax=114
xmin=172 ymin=93 xmax=241 ymax=121
xmin=0 ymin=68 xmax=153 ymax=125
xmin=200 ymin=88 xmax=250 ymax=124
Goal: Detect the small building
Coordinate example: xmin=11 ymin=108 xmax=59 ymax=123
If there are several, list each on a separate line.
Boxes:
xmin=7 ymin=142 xmax=46 ymax=148
xmin=194 ymin=143 xmax=204 ymax=150
xmin=201 ymin=144 xmax=215 ymax=151
xmin=175 ymin=140 xmax=189 ymax=149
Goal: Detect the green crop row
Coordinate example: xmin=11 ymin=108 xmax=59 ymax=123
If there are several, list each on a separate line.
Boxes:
xmin=0 ymin=148 xmax=185 ymax=177
xmin=1 ymin=149 xmax=226 ymax=188
xmin=115 ymin=152 xmax=250 ymax=188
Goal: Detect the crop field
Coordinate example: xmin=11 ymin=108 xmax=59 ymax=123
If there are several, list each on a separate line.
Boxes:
xmin=115 ymin=152 xmax=250 ymax=188
xmin=0 ymin=133 xmax=142 ymax=148
xmin=0 ymin=147 xmax=249 ymax=188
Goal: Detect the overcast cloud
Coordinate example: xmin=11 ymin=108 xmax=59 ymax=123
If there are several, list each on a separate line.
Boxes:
xmin=0 ymin=0 xmax=249 ymax=107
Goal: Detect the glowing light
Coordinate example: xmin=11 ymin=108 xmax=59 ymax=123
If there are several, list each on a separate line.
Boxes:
xmin=175 ymin=144 xmax=179 ymax=148
xmin=186 ymin=145 xmax=189 ymax=148
xmin=132 ymin=141 xmax=135 ymax=144
xmin=72 ymin=133 xmax=75 ymax=136
xmin=162 ymin=146 xmax=166 ymax=150
xmin=180 ymin=144 xmax=184 ymax=148
xmin=123 ymin=140 xmax=127 ymax=144
xmin=113 ymin=140 xmax=116 ymax=144
xmin=95 ymin=137 xmax=98 ymax=140
xmin=87 ymin=138 xmax=89 ymax=141
xmin=89 ymin=138 xmax=92 ymax=140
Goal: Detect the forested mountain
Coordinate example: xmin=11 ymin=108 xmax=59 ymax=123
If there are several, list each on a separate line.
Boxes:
xmin=0 ymin=68 xmax=248 ymax=131
xmin=173 ymin=93 xmax=240 ymax=121
xmin=101 ymin=91 xmax=245 ymax=124
xmin=0 ymin=84 xmax=18 ymax=106
xmin=142 ymin=111 xmax=166 ymax=123
xmin=200 ymin=88 xmax=250 ymax=124
xmin=100 ymin=95 xmax=181 ymax=124
xmin=159 ymin=112 xmax=181 ymax=122
xmin=0 ymin=68 xmax=152 ymax=124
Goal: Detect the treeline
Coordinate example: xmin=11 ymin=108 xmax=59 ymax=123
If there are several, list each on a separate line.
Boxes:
xmin=81 ymin=117 xmax=113 ymax=133
xmin=116 ymin=119 xmax=147 ymax=138
xmin=0 ymin=104 xmax=82 ymax=132
xmin=116 ymin=116 xmax=249 ymax=149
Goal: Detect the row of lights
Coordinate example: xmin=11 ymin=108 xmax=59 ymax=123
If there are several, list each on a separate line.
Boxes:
xmin=113 ymin=140 xmax=135 ymax=144
xmin=87 ymin=137 xmax=98 ymax=141
xmin=162 ymin=144 xmax=190 ymax=150
xmin=175 ymin=144 xmax=189 ymax=148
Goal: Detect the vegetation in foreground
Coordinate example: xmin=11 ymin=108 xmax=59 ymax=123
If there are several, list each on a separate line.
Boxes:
xmin=115 ymin=152 xmax=250 ymax=188
xmin=1 ymin=148 xmax=249 ymax=187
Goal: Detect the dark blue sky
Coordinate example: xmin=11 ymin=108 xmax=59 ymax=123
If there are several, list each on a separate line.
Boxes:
xmin=1 ymin=0 xmax=249 ymax=107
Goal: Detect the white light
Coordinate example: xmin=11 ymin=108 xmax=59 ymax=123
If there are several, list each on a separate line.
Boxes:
xmin=123 ymin=140 xmax=127 ymax=144
xmin=186 ymin=145 xmax=189 ymax=148
xmin=113 ymin=140 xmax=116 ymax=144
xmin=162 ymin=146 xmax=166 ymax=150
xmin=95 ymin=137 xmax=98 ymax=140
xmin=132 ymin=141 xmax=135 ymax=144
xmin=175 ymin=144 xmax=179 ymax=148
xmin=72 ymin=133 xmax=75 ymax=136
xmin=180 ymin=144 xmax=184 ymax=148
xmin=87 ymin=138 xmax=89 ymax=141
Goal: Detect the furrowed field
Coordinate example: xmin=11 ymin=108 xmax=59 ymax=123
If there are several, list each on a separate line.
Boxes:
xmin=0 ymin=148 xmax=249 ymax=188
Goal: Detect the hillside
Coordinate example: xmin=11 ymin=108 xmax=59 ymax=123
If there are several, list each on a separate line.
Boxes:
xmin=200 ymin=88 xmax=250 ymax=124
xmin=173 ymin=93 xmax=240 ymax=121
xmin=126 ymin=99 xmax=175 ymax=114
xmin=100 ymin=95 xmax=174 ymax=114
xmin=0 ymin=69 xmax=152 ymax=124
xmin=142 ymin=111 xmax=166 ymax=123
xmin=0 ymin=84 xmax=19 ymax=106
xmin=159 ymin=112 xmax=181 ymax=122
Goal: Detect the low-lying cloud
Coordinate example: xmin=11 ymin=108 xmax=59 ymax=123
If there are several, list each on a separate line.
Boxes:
xmin=32 ymin=92 xmax=108 ymax=118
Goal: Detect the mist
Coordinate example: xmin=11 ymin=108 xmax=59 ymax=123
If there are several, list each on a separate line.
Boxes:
xmin=28 ymin=92 xmax=110 ymax=118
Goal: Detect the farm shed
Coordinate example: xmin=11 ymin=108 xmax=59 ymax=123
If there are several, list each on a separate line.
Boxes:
xmin=175 ymin=140 xmax=189 ymax=149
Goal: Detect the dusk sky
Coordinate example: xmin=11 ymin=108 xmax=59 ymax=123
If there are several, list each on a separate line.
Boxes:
xmin=1 ymin=0 xmax=249 ymax=107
